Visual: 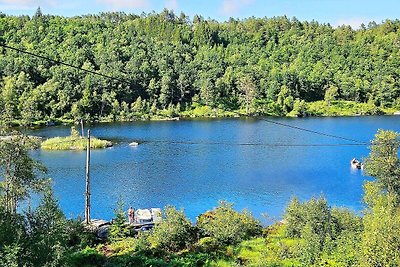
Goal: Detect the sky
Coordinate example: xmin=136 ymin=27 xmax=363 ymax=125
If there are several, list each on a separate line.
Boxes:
xmin=0 ymin=0 xmax=399 ymax=28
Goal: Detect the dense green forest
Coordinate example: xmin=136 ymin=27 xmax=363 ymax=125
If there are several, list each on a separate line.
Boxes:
xmin=1 ymin=129 xmax=399 ymax=266
xmin=1 ymin=9 xmax=400 ymax=125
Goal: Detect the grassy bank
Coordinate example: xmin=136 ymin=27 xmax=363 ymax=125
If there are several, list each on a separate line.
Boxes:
xmin=41 ymin=136 xmax=112 ymax=150
xmin=7 ymin=100 xmax=400 ymax=127
xmin=41 ymin=130 xmax=112 ymax=150
xmin=305 ymin=100 xmax=398 ymax=116
xmin=95 ymin=224 xmax=302 ymax=267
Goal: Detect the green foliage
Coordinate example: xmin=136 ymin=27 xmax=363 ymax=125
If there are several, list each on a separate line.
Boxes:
xmin=1 ymin=13 xmax=400 ymax=125
xmin=0 ymin=208 xmax=25 ymax=267
xmin=41 ymin=135 xmax=112 ymax=150
xmin=360 ymin=182 xmax=400 ymax=267
xmin=0 ymin=187 xmax=91 ymax=267
xmin=106 ymin=236 xmax=150 ymax=256
xmin=0 ymin=243 xmax=22 ymax=267
xmin=287 ymin=99 xmax=307 ymax=117
xmin=25 ymin=189 xmax=68 ymax=266
xmin=299 ymin=223 xmax=321 ymax=266
xmin=64 ymin=218 xmax=98 ymax=250
xmin=196 ymin=201 xmax=262 ymax=246
xmin=209 ymin=226 xmax=302 ymax=267
xmin=364 ymin=129 xmax=400 ymax=196
xmin=360 ymin=130 xmax=400 ymax=266
xmin=67 ymin=246 xmax=105 ymax=267
xmin=149 ymin=206 xmax=195 ymax=252
xmin=284 ymin=196 xmax=332 ymax=241
xmin=0 ymin=133 xmax=48 ymax=213
xmin=284 ymin=196 xmax=362 ymax=266
xmin=306 ymin=100 xmax=385 ymax=116
xmin=109 ymin=198 xmax=131 ymax=242
xmin=194 ymin=237 xmax=221 ymax=253
xmin=324 ymin=85 xmax=339 ymax=106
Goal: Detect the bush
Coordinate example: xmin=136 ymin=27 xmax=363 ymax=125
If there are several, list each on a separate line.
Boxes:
xmin=284 ymin=196 xmax=364 ymax=266
xmin=196 ymin=201 xmax=262 ymax=246
xmin=194 ymin=237 xmax=221 ymax=253
xmin=107 ymin=234 xmax=151 ymax=256
xmin=169 ymin=252 xmax=214 ymax=267
xmin=149 ymin=206 xmax=195 ymax=252
xmin=107 ymin=253 xmax=168 ymax=267
xmin=109 ymin=199 xmax=131 ymax=242
xmin=284 ymin=196 xmax=331 ymax=242
xmin=64 ymin=219 xmax=98 ymax=249
xmin=67 ymin=246 xmax=105 ymax=267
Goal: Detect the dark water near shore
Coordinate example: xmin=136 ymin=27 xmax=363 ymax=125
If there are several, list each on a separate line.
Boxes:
xmin=28 ymin=116 xmax=400 ymax=224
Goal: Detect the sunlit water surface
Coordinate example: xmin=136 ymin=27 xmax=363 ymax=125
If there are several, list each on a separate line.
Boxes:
xmin=28 ymin=116 xmax=400 ymax=224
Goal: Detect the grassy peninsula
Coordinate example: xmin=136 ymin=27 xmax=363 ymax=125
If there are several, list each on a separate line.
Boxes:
xmin=41 ymin=127 xmax=112 ymax=150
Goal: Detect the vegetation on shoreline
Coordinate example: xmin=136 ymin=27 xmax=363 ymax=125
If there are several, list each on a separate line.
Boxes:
xmin=1 ymin=129 xmax=400 ymax=266
xmin=1 ymin=11 xmax=400 ymax=126
xmin=5 ymin=99 xmax=400 ymax=128
xmin=41 ymin=127 xmax=112 ymax=150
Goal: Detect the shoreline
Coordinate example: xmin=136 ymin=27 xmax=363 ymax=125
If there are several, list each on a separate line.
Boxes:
xmin=11 ymin=111 xmax=400 ymax=129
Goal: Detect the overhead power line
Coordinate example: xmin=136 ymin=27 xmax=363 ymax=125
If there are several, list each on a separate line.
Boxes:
xmin=0 ymin=43 xmax=370 ymax=146
xmin=0 ymin=43 xmax=129 ymax=85
xmin=256 ymin=117 xmax=368 ymax=144
xmin=147 ymin=140 xmax=369 ymax=147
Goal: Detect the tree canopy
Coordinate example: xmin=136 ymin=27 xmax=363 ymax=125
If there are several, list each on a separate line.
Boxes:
xmin=0 ymin=12 xmax=400 ymax=124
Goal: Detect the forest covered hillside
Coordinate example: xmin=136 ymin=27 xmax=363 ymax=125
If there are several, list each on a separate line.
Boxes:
xmin=1 ymin=9 xmax=400 ymax=124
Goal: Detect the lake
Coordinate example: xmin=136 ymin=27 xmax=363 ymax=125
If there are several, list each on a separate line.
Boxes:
xmin=28 ymin=116 xmax=400 ymax=224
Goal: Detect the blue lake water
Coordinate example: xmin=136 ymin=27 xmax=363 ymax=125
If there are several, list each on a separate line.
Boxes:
xmin=28 ymin=116 xmax=400 ymax=224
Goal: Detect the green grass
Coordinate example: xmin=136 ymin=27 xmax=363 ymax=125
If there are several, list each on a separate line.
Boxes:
xmin=41 ymin=135 xmax=112 ymax=150
xmin=306 ymin=100 xmax=391 ymax=116
xmin=206 ymin=225 xmax=302 ymax=267
xmin=181 ymin=105 xmax=240 ymax=118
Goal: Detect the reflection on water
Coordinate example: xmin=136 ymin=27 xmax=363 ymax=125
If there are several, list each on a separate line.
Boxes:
xmin=28 ymin=116 xmax=400 ymax=224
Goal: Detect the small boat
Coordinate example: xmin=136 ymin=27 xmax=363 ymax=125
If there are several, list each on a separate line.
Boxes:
xmin=350 ymin=158 xmax=362 ymax=169
xmin=129 ymin=142 xmax=139 ymax=147
xmin=132 ymin=208 xmax=162 ymax=232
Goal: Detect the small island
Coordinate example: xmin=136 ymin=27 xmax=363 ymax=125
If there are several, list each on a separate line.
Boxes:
xmin=41 ymin=127 xmax=112 ymax=150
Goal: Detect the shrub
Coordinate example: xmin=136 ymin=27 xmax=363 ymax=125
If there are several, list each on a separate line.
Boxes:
xmin=284 ymin=196 xmax=331 ymax=242
xmin=149 ymin=206 xmax=195 ymax=252
xmin=67 ymin=246 xmax=105 ymax=267
xmin=109 ymin=199 xmax=131 ymax=242
xmin=169 ymin=252 xmax=214 ymax=267
xmin=107 ymin=234 xmax=151 ymax=256
xmin=196 ymin=201 xmax=262 ymax=246
xmin=194 ymin=237 xmax=220 ymax=253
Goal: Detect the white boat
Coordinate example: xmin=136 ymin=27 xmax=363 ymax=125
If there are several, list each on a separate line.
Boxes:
xmin=134 ymin=208 xmax=162 ymax=224
xmin=350 ymin=158 xmax=362 ymax=169
xmin=129 ymin=142 xmax=139 ymax=147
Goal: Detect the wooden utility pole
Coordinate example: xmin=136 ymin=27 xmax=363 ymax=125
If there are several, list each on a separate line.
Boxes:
xmin=84 ymin=129 xmax=91 ymax=224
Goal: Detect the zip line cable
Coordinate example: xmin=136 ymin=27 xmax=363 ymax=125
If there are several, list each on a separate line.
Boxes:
xmin=0 ymin=43 xmax=370 ymax=146
xmin=0 ymin=43 xmax=129 ymax=85
xmin=256 ymin=117 xmax=368 ymax=144
xmin=146 ymin=140 xmax=369 ymax=147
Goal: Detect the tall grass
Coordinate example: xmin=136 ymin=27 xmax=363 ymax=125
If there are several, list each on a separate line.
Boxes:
xmin=41 ymin=136 xmax=112 ymax=150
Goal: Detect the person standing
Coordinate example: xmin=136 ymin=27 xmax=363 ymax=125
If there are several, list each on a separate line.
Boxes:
xmin=128 ymin=207 xmax=135 ymax=224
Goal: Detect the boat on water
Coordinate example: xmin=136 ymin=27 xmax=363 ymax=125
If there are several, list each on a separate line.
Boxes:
xmin=350 ymin=158 xmax=362 ymax=169
xmin=86 ymin=207 xmax=162 ymax=238
xmin=131 ymin=208 xmax=162 ymax=231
